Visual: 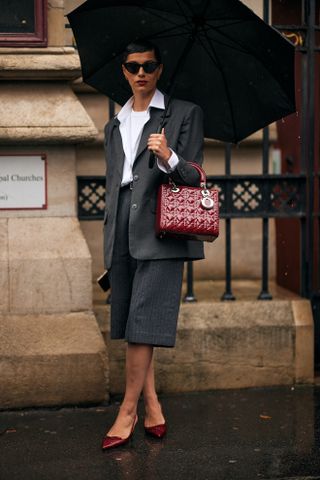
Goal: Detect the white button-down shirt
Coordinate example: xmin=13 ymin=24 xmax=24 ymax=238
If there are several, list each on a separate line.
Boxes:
xmin=117 ymin=89 xmax=179 ymax=186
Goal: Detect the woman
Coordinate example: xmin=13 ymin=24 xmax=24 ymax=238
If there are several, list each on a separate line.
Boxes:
xmin=102 ymin=40 xmax=204 ymax=450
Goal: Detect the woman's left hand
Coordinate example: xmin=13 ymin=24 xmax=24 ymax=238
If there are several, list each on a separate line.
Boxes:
xmin=147 ymin=128 xmax=171 ymax=163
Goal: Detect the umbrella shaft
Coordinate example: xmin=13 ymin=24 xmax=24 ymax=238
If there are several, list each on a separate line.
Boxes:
xmin=166 ymin=33 xmax=195 ymax=98
xmin=160 ymin=33 xmax=196 ymax=128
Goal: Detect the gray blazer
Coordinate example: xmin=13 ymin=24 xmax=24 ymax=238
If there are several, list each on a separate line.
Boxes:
xmin=103 ymin=95 xmax=205 ymax=270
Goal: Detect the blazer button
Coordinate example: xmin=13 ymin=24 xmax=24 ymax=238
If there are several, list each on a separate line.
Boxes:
xmin=131 ymin=203 xmax=138 ymax=210
xmin=133 ymin=174 xmax=139 ymax=181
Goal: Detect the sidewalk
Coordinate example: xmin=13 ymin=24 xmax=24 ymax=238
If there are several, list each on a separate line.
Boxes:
xmin=1 ymin=386 xmax=320 ymax=480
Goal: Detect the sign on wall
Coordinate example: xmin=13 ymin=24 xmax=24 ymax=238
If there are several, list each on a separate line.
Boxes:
xmin=0 ymin=154 xmax=47 ymax=210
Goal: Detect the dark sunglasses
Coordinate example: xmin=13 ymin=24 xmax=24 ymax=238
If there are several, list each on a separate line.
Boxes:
xmin=124 ymin=61 xmax=160 ymax=74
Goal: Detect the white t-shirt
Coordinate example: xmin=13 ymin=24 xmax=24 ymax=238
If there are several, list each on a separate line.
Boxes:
xmin=131 ymin=109 xmax=149 ymax=168
xmin=120 ymin=109 xmax=149 ymax=186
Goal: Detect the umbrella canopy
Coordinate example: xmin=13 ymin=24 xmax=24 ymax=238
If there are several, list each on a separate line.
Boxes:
xmin=67 ymin=0 xmax=296 ymax=143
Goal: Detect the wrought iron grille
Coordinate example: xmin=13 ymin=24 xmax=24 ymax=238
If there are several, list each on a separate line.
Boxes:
xmin=77 ymin=177 xmax=106 ymax=220
xmin=77 ymin=174 xmax=307 ymax=221
xmin=207 ymin=175 xmax=306 ymax=218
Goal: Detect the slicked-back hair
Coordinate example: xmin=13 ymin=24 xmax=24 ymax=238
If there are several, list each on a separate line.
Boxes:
xmin=122 ymin=40 xmax=162 ymax=64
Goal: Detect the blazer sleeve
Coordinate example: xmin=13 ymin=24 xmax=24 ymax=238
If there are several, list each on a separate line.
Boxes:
xmin=169 ymin=104 xmax=204 ymax=186
xmin=103 ymin=122 xmax=110 ymax=158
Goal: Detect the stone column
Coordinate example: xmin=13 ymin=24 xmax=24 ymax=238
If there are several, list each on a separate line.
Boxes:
xmin=0 ymin=2 xmax=108 ymax=408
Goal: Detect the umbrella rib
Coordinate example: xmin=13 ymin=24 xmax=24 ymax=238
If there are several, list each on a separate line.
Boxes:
xmin=175 ymin=0 xmax=195 ymax=22
xmin=205 ymin=18 xmax=254 ymax=29
xmin=204 ymin=21 xmax=257 ymax=52
xmin=205 ymin=20 xmax=288 ymax=88
xmin=194 ymin=35 xmax=219 ymax=69
xmin=200 ymin=0 xmax=211 ymax=18
xmin=199 ymin=28 xmax=238 ymax=142
xmin=152 ymin=31 xmax=191 ymax=40
xmin=139 ymin=6 xmax=190 ymax=30
xmin=198 ymin=26 xmax=251 ymax=56
xmin=204 ymin=17 xmax=249 ymax=23
xmin=83 ymin=22 xmax=189 ymax=80
xmin=140 ymin=25 xmax=193 ymax=48
xmin=138 ymin=16 xmax=191 ymax=39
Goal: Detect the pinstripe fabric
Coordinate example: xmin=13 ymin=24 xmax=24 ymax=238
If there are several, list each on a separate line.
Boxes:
xmin=108 ymin=187 xmax=184 ymax=347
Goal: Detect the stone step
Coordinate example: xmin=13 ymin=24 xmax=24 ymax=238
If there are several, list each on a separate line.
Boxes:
xmin=0 ymin=312 xmax=108 ymax=409
xmin=93 ymin=280 xmax=314 ymax=394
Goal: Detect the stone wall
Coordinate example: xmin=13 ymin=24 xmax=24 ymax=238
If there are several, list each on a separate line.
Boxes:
xmin=0 ymin=1 xmax=108 ymax=409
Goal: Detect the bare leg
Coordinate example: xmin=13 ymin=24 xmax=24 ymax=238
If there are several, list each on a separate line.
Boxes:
xmin=106 ymin=343 xmax=153 ymax=438
xmin=143 ymin=355 xmax=165 ymax=427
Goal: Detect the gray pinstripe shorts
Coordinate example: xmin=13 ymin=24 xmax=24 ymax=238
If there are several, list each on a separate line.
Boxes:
xmin=108 ymin=186 xmax=184 ymax=347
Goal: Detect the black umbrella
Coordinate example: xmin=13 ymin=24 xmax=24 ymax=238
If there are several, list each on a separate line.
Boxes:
xmin=67 ymin=0 xmax=296 ymax=143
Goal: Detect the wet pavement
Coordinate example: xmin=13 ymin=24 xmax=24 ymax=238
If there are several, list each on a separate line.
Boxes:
xmin=1 ymin=386 xmax=320 ymax=480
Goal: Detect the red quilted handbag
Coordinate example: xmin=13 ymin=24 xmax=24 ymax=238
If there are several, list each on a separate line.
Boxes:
xmin=155 ymin=162 xmax=219 ymax=242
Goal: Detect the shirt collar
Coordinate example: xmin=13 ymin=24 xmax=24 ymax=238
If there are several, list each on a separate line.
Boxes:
xmin=149 ymin=89 xmax=165 ymax=110
xmin=117 ymin=89 xmax=165 ymax=123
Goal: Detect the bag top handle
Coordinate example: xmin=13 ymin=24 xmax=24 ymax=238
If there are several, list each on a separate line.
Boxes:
xmin=187 ymin=162 xmax=207 ymax=187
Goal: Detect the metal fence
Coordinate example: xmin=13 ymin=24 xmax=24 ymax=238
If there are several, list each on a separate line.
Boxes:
xmin=77 ymin=0 xmax=320 ymax=364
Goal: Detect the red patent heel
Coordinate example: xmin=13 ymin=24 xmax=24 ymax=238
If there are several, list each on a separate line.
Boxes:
xmin=102 ymin=414 xmax=138 ymax=450
xmin=144 ymin=422 xmax=167 ymax=439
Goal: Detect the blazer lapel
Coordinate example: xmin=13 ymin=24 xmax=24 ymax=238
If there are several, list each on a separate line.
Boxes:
xmin=109 ymin=94 xmax=173 ymax=174
xmin=134 ymin=98 xmax=172 ymax=162
xmin=109 ymin=118 xmax=126 ymax=179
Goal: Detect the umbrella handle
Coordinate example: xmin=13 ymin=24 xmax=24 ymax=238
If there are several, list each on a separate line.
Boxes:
xmin=148 ymin=151 xmax=156 ymax=168
xmin=148 ymin=120 xmax=164 ymax=168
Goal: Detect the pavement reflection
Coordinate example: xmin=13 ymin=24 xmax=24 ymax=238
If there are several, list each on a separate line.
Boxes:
xmin=0 ymin=386 xmax=319 ymax=480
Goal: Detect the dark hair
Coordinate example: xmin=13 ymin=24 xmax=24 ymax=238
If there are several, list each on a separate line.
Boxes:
xmin=122 ymin=40 xmax=162 ymax=64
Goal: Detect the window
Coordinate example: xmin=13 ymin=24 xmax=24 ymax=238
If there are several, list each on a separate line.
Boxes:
xmin=0 ymin=0 xmax=47 ymax=47
xmin=272 ymin=0 xmax=320 ymax=26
